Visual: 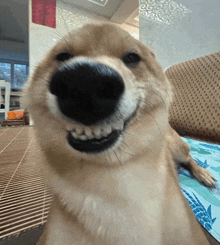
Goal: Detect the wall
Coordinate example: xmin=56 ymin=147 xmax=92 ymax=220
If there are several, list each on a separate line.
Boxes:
xmin=29 ymin=0 xmax=139 ymax=73
xmin=0 ymin=50 xmax=28 ymax=63
xmin=139 ymin=0 xmax=220 ymax=69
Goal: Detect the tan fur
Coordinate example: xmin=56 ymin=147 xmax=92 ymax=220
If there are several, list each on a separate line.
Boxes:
xmin=23 ymin=23 xmax=216 ymax=245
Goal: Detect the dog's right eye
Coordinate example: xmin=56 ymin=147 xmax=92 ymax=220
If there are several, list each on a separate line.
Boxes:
xmin=55 ymin=52 xmax=73 ymax=62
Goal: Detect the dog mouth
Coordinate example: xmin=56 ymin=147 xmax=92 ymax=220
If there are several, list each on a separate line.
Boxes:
xmin=67 ymin=107 xmax=138 ymax=154
xmin=67 ymin=129 xmax=121 ymax=153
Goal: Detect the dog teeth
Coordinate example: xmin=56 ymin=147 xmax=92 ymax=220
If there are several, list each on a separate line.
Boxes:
xmin=94 ymin=128 xmax=102 ymax=139
xmin=102 ymin=125 xmax=112 ymax=136
xmin=113 ymin=123 xmax=123 ymax=131
xmin=68 ymin=122 xmax=124 ymax=141
xmin=78 ymin=135 xmax=87 ymax=140
xmin=84 ymin=129 xmax=93 ymax=139
xmin=75 ymin=126 xmax=83 ymax=135
xmin=71 ymin=131 xmax=79 ymax=139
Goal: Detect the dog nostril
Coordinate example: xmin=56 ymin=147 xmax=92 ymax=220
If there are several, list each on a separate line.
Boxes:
xmin=49 ymin=72 xmax=69 ymax=99
xmin=96 ymin=77 xmax=124 ymax=100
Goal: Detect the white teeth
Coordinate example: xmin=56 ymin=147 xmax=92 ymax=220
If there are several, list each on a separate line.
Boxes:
xmin=71 ymin=131 xmax=79 ymax=139
xmin=102 ymin=125 xmax=112 ymax=136
xmin=114 ymin=123 xmax=123 ymax=131
xmin=94 ymin=128 xmax=102 ymax=139
xmin=66 ymin=124 xmax=74 ymax=131
xmin=68 ymin=122 xmax=124 ymax=141
xmin=75 ymin=126 xmax=83 ymax=135
xmin=85 ymin=128 xmax=93 ymax=138
xmin=78 ymin=135 xmax=87 ymax=140
xmin=106 ymin=125 xmax=112 ymax=134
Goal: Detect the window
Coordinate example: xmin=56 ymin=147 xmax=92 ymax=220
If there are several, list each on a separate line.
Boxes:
xmin=0 ymin=62 xmax=11 ymax=83
xmin=14 ymin=64 xmax=28 ymax=89
xmin=0 ymin=60 xmax=29 ymax=90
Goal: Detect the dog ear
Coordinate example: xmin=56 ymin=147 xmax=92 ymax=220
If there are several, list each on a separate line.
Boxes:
xmin=150 ymin=50 xmax=155 ymax=58
xmin=145 ymin=44 xmax=156 ymax=58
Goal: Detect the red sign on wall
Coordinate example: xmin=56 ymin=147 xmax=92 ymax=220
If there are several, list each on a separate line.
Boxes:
xmin=32 ymin=0 xmax=56 ymax=28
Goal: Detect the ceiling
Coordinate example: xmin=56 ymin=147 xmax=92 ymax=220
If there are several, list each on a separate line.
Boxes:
xmin=0 ymin=0 xmax=29 ymax=56
xmin=0 ymin=0 xmax=28 ymax=44
xmin=63 ymin=0 xmax=124 ymax=18
xmin=139 ymin=0 xmax=220 ymax=69
xmin=0 ymin=0 xmax=138 ymax=58
xmin=61 ymin=0 xmax=139 ymax=24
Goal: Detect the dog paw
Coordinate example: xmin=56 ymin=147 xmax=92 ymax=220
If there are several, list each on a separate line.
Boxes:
xmin=192 ymin=167 xmax=217 ymax=188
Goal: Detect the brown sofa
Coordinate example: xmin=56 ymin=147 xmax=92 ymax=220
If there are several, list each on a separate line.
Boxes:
xmin=166 ymin=52 xmax=220 ymax=145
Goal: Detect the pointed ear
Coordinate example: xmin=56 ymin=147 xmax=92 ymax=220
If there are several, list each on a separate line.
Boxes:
xmin=146 ymin=44 xmax=155 ymax=58
xmin=147 ymin=45 xmax=155 ymax=58
xmin=150 ymin=50 xmax=155 ymax=58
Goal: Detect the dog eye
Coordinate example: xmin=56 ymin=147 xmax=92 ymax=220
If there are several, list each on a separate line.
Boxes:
xmin=56 ymin=52 xmax=73 ymax=62
xmin=122 ymin=52 xmax=141 ymax=67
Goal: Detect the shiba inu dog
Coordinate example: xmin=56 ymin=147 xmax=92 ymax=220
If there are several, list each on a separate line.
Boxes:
xmin=23 ymin=23 xmax=216 ymax=244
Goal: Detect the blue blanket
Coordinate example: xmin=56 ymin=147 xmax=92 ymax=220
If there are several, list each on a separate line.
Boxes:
xmin=179 ymin=137 xmax=220 ymax=242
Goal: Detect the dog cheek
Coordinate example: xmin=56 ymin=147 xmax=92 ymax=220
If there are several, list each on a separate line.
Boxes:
xmin=132 ymin=65 xmax=150 ymax=82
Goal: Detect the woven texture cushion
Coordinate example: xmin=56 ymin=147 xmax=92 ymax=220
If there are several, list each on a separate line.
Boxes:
xmin=166 ymin=52 xmax=220 ymax=144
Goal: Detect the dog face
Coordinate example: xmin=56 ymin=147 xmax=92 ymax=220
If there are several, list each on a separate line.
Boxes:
xmin=24 ymin=23 xmax=172 ymax=165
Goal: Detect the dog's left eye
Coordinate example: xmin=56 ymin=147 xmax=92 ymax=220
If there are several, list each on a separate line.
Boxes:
xmin=122 ymin=52 xmax=141 ymax=67
xmin=55 ymin=52 xmax=73 ymax=62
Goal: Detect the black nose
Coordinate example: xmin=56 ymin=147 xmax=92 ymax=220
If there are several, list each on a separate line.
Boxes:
xmin=49 ymin=61 xmax=125 ymax=125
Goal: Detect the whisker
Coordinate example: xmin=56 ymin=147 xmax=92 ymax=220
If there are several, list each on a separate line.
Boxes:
xmin=117 ymin=146 xmax=135 ymax=156
xmin=113 ymin=150 xmax=123 ymax=166
xmin=55 ymin=30 xmax=70 ymax=44
xmin=140 ymin=98 xmax=155 ymax=108
xmin=137 ymin=84 xmax=171 ymax=110
xmin=139 ymin=106 xmax=163 ymax=136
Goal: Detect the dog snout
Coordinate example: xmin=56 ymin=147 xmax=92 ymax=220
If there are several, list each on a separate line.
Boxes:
xmin=50 ymin=61 xmax=125 ymax=125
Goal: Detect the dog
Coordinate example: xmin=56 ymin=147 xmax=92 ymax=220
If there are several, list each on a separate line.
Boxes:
xmin=23 ymin=22 xmax=216 ymax=244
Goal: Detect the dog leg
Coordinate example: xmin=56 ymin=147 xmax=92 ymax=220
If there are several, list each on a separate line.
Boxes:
xmin=181 ymin=154 xmax=217 ymax=188
xmin=167 ymin=126 xmax=217 ymax=188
